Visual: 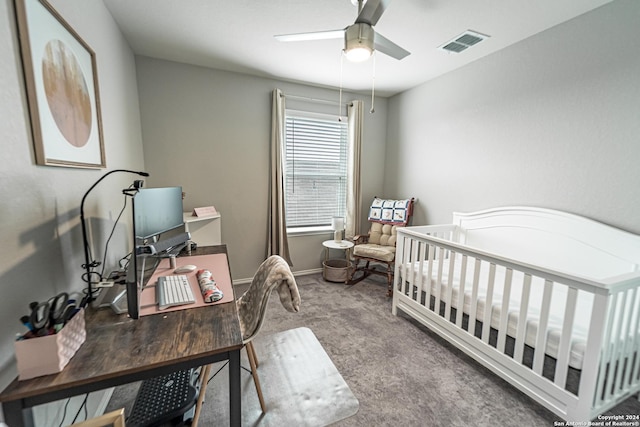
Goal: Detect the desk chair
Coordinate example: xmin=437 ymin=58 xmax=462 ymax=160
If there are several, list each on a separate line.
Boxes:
xmin=350 ymin=197 xmax=414 ymax=296
xmin=193 ymin=255 xmax=300 ymax=422
xmin=70 ymin=408 xmax=126 ymax=427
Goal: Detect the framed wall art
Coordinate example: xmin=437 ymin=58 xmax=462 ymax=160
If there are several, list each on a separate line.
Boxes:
xmin=14 ymin=0 xmax=106 ymax=168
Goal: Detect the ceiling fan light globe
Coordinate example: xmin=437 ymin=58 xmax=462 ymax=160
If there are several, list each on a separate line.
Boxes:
xmin=345 ymin=46 xmax=372 ymax=62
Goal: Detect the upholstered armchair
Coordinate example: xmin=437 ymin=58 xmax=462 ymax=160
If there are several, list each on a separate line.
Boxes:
xmin=350 ymin=198 xmax=414 ymax=296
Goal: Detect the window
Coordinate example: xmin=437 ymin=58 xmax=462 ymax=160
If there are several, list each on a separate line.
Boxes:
xmin=285 ymin=110 xmax=348 ymax=229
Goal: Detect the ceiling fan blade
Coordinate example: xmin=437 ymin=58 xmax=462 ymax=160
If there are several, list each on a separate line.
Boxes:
xmin=274 ymin=29 xmax=345 ymax=42
xmin=374 ymin=32 xmax=410 ymax=60
xmin=355 ymin=0 xmax=390 ymax=26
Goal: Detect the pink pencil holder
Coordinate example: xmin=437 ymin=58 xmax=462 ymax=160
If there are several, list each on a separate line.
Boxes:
xmin=15 ymin=309 xmax=86 ymax=380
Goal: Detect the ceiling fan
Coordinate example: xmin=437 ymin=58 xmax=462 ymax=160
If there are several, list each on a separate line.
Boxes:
xmin=274 ymin=0 xmax=410 ymax=62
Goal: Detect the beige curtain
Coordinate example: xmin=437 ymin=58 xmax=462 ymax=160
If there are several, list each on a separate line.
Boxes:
xmin=345 ymin=100 xmax=363 ymax=239
xmin=268 ymin=89 xmax=292 ymax=266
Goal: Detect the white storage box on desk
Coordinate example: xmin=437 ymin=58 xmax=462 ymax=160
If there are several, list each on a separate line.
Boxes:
xmin=15 ymin=308 xmax=86 ymax=380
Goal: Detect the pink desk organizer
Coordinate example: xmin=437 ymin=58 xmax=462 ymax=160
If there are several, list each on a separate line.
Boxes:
xmin=15 ymin=308 xmax=86 ymax=380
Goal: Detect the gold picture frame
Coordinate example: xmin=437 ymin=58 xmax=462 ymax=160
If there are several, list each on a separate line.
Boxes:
xmin=14 ymin=0 xmax=106 ymax=168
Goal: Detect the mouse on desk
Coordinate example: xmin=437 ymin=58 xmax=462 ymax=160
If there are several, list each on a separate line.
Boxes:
xmin=174 ymin=264 xmax=197 ymax=274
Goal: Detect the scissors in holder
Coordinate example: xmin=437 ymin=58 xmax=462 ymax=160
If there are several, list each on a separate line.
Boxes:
xmin=27 ymin=292 xmax=75 ymax=336
xmin=48 ymin=292 xmax=77 ymax=331
xmin=28 ymin=301 xmax=52 ymax=336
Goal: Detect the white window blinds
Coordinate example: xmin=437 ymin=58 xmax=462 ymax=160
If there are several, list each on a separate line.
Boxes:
xmin=285 ymin=110 xmax=348 ymax=228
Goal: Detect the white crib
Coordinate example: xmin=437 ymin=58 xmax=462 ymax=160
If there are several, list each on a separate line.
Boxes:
xmin=392 ymin=207 xmax=640 ymax=422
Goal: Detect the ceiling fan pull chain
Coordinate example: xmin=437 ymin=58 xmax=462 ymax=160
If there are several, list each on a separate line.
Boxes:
xmin=370 ymin=51 xmax=376 ymax=114
xmin=338 ymin=51 xmax=345 ymax=121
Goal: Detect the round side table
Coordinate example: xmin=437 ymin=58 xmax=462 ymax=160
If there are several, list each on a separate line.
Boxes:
xmin=322 ymin=240 xmax=354 ymax=284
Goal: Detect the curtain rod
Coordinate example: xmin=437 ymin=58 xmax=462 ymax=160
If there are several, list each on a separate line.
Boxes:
xmin=281 ymin=92 xmax=353 ymax=107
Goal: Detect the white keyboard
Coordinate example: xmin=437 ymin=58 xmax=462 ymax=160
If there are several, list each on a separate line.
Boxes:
xmin=157 ymin=275 xmax=196 ymax=310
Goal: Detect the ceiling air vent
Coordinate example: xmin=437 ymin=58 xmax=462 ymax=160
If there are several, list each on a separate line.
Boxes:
xmin=439 ymin=30 xmax=489 ymax=53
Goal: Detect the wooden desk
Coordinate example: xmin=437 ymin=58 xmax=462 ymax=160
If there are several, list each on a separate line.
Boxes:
xmin=0 ymin=245 xmax=243 ymax=427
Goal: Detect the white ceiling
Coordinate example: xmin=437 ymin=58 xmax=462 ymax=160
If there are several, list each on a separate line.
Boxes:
xmin=103 ymin=0 xmax=613 ymax=97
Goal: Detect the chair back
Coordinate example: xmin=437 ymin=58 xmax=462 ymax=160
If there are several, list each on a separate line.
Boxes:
xmin=367 ymin=222 xmax=399 ymax=247
xmin=236 ymin=255 xmax=300 ymax=343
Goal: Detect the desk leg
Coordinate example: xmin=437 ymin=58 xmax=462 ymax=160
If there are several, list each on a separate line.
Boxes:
xmin=228 ymin=349 xmax=241 ymax=427
xmin=3 ymin=401 xmax=34 ymax=427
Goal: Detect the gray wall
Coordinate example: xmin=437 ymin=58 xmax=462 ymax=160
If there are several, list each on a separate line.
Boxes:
xmin=385 ymin=0 xmax=640 ymax=235
xmin=0 ymin=0 xmax=145 ymax=411
xmin=2 ymin=0 xmax=639 ymax=420
xmin=135 ymin=56 xmax=389 ymax=281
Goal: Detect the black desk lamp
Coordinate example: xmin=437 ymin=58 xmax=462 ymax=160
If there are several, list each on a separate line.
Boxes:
xmin=81 ymin=169 xmax=149 ymax=302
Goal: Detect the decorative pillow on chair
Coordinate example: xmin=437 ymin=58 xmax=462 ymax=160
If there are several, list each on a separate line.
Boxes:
xmin=368 ymin=198 xmax=412 ymax=225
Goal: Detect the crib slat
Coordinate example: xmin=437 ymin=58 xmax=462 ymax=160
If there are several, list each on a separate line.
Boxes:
xmin=409 ymin=238 xmax=417 ymax=294
xmin=617 ymin=288 xmax=638 ymax=392
xmin=468 ymin=258 xmax=481 ymax=335
xmin=412 ymin=239 xmax=420 ymax=286
xmin=444 ymin=251 xmax=457 ymax=322
xmin=612 ymin=290 xmax=628 ymax=394
xmin=435 ymin=247 xmax=444 ymax=315
xmin=409 ymin=239 xmax=422 ymax=296
xmin=595 ymin=292 xmax=619 ymax=406
xmin=497 ymin=268 xmax=514 ymax=353
xmin=404 ymin=238 xmax=413 ymax=286
xmin=626 ymin=289 xmax=640 ymax=389
xmin=415 ymin=241 xmax=427 ymax=302
xmin=399 ymin=236 xmax=411 ymax=295
xmin=514 ymin=274 xmax=532 ymax=364
xmin=554 ymin=286 xmax=578 ymax=388
xmin=402 ymin=236 xmax=413 ymax=293
xmin=426 ymin=244 xmax=435 ymax=310
xmin=610 ymin=289 xmax=631 ymax=396
xmin=455 ymin=255 xmax=468 ymax=328
xmin=481 ymin=263 xmax=497 ymax=344
xmin=576 ymin=292 xmax=609 ymax=418
xmin=533 ymin=280 xmax=554 ymax=375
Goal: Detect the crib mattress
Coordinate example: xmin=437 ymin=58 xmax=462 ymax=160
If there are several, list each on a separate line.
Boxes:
xmin=401 ymin=258 xmax=593 ymax=370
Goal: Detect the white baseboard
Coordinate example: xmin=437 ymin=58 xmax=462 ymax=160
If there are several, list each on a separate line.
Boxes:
xmin=233 ymin=268 xmax=322 ymax=286
xmin=292 ymin=268 xmax=323 ymax=277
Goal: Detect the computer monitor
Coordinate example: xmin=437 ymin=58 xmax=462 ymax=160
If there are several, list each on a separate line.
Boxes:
xmin=133 ymin=186 xmax=184 ymax=240
xmin=125 ymin=186 xmax=185 ymax=319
